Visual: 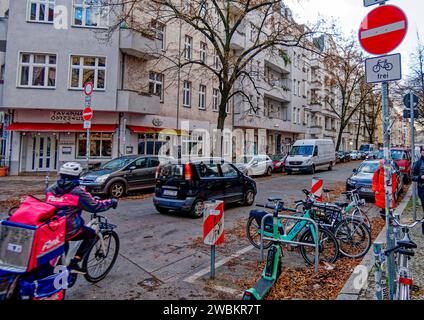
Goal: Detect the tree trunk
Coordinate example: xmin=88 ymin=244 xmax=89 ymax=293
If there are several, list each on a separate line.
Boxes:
xmin=336 ymin=124 xmax=346 ymax=151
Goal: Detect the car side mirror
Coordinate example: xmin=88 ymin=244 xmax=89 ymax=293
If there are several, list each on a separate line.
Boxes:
xmin=353 ymin=169 xmax=358 ymax=174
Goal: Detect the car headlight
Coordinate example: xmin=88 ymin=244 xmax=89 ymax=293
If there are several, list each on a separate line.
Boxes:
xmin=95 ymin=174 xmax=110 ymax=184
xmin=347 ymin=178 xmax=354 ymax=185
xmin=305 ymin=159 xmax=312 ymax=165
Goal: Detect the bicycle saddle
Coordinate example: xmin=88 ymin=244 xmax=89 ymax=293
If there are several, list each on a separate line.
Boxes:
xmin=268 ymin=197 xmax=283 ymax=202
xmin=397 ymin=240 xmax=418 ymax=250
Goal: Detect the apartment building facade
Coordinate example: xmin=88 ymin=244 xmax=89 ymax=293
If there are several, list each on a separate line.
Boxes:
xmin=0 ymin=0 xmax=374 ymax=175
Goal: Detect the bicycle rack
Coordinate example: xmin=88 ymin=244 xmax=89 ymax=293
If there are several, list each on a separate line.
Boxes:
xmin=259 ymin=214 xmax=321 ymax=273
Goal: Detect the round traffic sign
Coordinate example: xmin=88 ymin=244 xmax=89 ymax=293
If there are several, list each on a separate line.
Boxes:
xmin=404 ymin=93 xmax=419 ymax=109
xmin=83 ymin=82 xmax=94 ymax=96
xmin=83 ymin=107 xmax=93 ymax=121
xmin=359 ymin=5 xmax=408 ymax=55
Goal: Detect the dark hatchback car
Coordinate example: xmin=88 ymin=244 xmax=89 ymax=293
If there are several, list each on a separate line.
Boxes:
xmin=153 ymin=158 xmax=257 ymax=218
xmin=346 ymin=160 xmax=404 ymax=201
xmin=80 ymin=155 xmax=171 ymax=198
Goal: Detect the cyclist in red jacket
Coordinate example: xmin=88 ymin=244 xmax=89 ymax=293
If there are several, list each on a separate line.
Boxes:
xmin=372 ymin=160 xmax=397 ymax=220
xmin=46 ymin=162 xmax=118 ymax=274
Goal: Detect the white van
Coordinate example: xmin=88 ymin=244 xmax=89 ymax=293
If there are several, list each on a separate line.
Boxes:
xmin=285 ymin=139 xmax=336 ymax=174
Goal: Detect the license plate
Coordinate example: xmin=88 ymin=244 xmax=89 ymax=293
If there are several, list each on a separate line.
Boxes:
xmin=361 ymin=188 xmax=372 ymax=193
xmin=292 ymin=168 xmax=300 ymax=172
xmin=163 ymin=190 xmax=178 ymax=196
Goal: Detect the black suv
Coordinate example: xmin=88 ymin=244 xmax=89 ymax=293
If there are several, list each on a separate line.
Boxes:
xmin=153 ymin=158 xmax=257 ymax=218
xmin=81 ymin=155 xmax=172 ymax=198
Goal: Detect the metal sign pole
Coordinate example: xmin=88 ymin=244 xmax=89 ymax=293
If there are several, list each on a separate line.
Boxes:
xmin=382 ymin=82 xmax=396 ymax=300
xmin=210 ymin=245 xmax=215 ymax=280
xmin=410 ymin=92 xmax=417 ymax=221
xmin=86 ymin=127 xmax=90 ymax=170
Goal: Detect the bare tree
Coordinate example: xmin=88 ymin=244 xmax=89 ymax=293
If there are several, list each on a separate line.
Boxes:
xmin=362 ymin=90 xmax=382 ymax=144
xmin=323 ymin=38 xmax=374 ymax=151
xmin=103 ymin=0 xmax=325 ymax=154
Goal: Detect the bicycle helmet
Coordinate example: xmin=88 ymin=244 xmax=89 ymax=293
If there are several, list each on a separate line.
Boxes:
xmin=59 ymin=162 xmax=84 ymax=177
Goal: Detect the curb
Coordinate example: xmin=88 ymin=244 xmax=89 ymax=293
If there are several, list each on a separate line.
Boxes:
xmin=336 ymin=186 xmax=413 ymax=300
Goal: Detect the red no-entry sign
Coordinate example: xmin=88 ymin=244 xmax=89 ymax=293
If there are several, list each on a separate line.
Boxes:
xmin=359 ymin=5 xmax=408 ymax=55
xmin=83 ymin=107 xmax=93 ymax=121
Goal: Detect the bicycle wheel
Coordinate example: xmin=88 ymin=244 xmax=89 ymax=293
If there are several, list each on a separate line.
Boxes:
xmin=351 ymin=208 xmax=371 ymax=230
xmin=334 ymin=219 xmax=371 ymax=259
xmin=299 ymin=227 xmax=339 ymax=266
xmin=246 ymin=216 xmax=272 ymax=250
xmin=83 ymin=230 xmax=120 ymax=283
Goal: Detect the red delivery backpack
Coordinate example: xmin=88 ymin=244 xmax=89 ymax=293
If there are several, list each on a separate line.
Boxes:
xmin=0 ymin=196 xmax=66 ymax=273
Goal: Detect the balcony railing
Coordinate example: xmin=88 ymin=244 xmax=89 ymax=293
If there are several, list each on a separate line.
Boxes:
xmin=230 ymin=30 xmax=246 ymax=50
xmin=119 ymin=28 xmax=160 ymax=60
xmin=117 ymin=90 xmax=161 ymax=115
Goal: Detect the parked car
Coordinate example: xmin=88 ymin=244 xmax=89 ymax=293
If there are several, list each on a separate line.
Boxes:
xmin=80 ymin=155 xmax=173 ymax=198
xmin=336 ymin=151 xmax=346 ymax=163
xmin=365 ymin=150 xmax=379 ymax=160
xmin=270 ymin=154 xmax=287 ymax=173
xmin=285 ymin=139 xmax=336 ymax=175
xmin=376 ymin=148 xmax=412 ymax=183
xmin=234 ymin=155 xmax=273 ymax=177
xmin=344 ymin=151 xmax=352 ymax=162
xmin=346 ymin=160 xmax=404 ymax=201
xmin=359 ymin=144 xmax=378 ymax=154
xmin=153 ymin=158 xmax=257 ymax=218
xmin=350 ymin=150 xmax=360 ymax=160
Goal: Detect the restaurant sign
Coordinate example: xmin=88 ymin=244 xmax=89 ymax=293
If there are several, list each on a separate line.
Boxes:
xmin=50 ymin=111 xmax=83 ymax=122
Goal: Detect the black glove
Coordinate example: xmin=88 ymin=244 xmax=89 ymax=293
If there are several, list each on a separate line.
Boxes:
xmin=111 ymin=198 xmax=118 ymax=209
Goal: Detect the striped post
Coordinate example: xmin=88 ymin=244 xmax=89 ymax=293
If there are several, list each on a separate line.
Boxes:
xmin=311 ymin=177 xmax=324 ymax=202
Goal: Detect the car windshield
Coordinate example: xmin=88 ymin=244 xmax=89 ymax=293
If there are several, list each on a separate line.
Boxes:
xmin=290 ymin=146 xmax=314 ymax=156
xmin=360 ymin=145 xmax=371 ymax=152
xmin=391 ymin=150 xmax=404 ymax=160
xmin=236 ymin=156 xmax=253 ymax=164
xmin=358 ymin=162 xmax=380 ymax=174
xmin=101 ymin=158 xmax=134 ymax=171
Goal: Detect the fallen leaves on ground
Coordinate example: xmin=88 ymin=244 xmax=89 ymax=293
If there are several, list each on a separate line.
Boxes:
xmin=238 ymin=215 xmax=386 ymax=300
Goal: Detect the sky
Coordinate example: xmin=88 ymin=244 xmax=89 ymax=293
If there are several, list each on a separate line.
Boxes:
xmin=284 ymin=0 xmax=423 ymax=78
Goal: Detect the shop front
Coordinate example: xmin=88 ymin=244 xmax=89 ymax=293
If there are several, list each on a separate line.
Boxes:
xmin=6 ymin=110 xmax=119 ymax=175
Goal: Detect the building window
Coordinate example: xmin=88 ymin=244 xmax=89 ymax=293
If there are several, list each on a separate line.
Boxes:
xmin=18 ymin=53 xmax=56 ymax=88
xmin=70 ymin=55 xmax=106 ymax=90
xmin=149 ymin=72 xmax=164 ymax=102
xmin=73 ymin=0 xmax=109 ymax=28
xmin=184 ymin=35 xmax=193 ymax=60
xmin=213 ymin=49 xmax=220 ymax=70
xmin=77 ymin=132 xmax=112 ymax=158
xmin=183 ymin=81 xmax=191 ymax=107
xmin=200 ymin=42 xmax=207 ymax=63
xmin=199 ymin=85 xmax=206 ymax=110
xmin=213 ymin=88 xmax=219 ymax=112
xmin=250 ymin=23 xmax=258 ymax=42
xmin=293 ymin=79 xmax=296 ymax=96
xmin=151 ymin=20 xmax=166 ymax=50
xmin=28 ymin=0 xmax=55 ymax=23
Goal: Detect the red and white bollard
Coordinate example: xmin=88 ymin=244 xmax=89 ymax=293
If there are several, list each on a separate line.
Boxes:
xmin=311 ymin=177 xmax=324 ymax=202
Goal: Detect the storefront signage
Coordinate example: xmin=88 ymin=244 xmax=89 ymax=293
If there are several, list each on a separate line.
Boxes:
xmin=50 ymin=111 xmax=83 ymax=122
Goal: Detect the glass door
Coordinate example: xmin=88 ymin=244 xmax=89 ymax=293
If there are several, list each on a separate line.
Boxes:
xmin=32 ymin=134 xmax=57 ymax=171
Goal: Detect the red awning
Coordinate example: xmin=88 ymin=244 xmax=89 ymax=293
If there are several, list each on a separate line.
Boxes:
xmin=127 ymin=125 xmax=189 ymax=136
xmin=7 ymin=123 xmax=117 ymax=133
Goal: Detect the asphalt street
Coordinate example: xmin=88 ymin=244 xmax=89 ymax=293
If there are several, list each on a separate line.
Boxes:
xmin=63 ymin=161 xmax=364 ymax=300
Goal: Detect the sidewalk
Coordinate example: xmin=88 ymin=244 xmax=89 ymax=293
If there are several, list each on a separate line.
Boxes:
xmin=336 ymin=186 xmax=424 ymax=300
xmin=0 ymin=174 xmax=56 ymax=209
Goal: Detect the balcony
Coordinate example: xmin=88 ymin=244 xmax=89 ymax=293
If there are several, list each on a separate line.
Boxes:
xmin=309 ymin=125 xmax=323 ymax=135
xmin=263 ymin=80 xmax=291 ymax=102
xmin=119 ymin=28 xmax=160 ymax=60
xmin=234 ymin=113 xmax=306 ymax=134
xmin=230 ymin=31 xmax=246 ymax=50
xmin=310 ymin=79 xmax=322 ymax=90
xmin=117 ymin=90 xmax=161 ymax=115
xmin=309 ymin=101 xmax=322 ymax=113
xmin=0 ymin=18 xmax=7 ymax=52
xmin=310 ymin=58 xmax=322 ymax=69
xmin=264 ymin=54 xmax=291 ymax=74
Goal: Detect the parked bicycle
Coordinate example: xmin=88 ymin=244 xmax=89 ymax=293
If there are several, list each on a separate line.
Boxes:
xmin=296 ymin=189 xmax=372 ymax=259
xmin=380 ymin=217 xmax=424 ymax=300
xmin=247 ymin=197 xmax=340 ymax=266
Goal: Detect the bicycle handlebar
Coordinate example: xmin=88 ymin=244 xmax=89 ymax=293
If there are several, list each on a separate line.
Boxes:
xmin=391 ymin=218 xmax=424 ymax=230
